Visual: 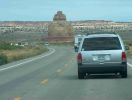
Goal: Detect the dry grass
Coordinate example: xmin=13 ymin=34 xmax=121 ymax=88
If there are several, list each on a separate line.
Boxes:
xmin=127 ymin=46 xmax=132 ymax=56
xmin=0 ymin=46 xmax=48 ymax=62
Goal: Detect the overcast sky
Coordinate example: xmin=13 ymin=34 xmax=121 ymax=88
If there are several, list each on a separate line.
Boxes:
xmin=0 ymin=0 xmax=132 ymax=21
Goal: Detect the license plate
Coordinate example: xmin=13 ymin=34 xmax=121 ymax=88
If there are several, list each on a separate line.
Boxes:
xmin=104 ymin=55 xmax=111 ymax=61
xmin=98 ymin=56 xmax=105 ymax=60
xmin=93 ymin=55 xmax=110 ymax=61
xmin=93 ymin=56 xmax=98 ymax=61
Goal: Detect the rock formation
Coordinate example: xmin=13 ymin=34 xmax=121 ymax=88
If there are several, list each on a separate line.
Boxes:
xmin=53 ymin=11 xmax=66 ymax=21
xmin=48 ymin=11 xmax=73 ymax=43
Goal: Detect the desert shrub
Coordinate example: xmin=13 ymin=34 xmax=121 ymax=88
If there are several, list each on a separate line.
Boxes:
xmin=0 ymin=42 xmax=22 ymax=50
xmin=0 ymin=54 xmax=8 ymax=65
xmin=124 ymin=40 xmax=132 ymax=46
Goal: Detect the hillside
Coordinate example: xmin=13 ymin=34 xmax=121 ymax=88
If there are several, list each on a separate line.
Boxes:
xmin=0 ymin=20 xmax=132 ymax=42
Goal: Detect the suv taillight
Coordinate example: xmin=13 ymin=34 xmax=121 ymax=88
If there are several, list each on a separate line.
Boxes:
xmin=77 ymin=53 xmax=82 ymax=63
xmin=122 ymin=52 xmax=126 ymax=62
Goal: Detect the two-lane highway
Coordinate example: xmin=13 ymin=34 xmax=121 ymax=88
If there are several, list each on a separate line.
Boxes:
xmin=0 ymin=45 xmax=132 ymax=100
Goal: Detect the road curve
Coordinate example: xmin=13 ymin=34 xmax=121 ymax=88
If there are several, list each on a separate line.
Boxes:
xmin=0 ymin=45 xmax=132 ymax=100
xmin=0 ymin=48 xmax=55 ymax=72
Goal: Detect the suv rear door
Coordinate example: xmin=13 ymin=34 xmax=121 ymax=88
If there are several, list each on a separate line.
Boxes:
xmin=80 ymin=37 xmax=123 ymax=65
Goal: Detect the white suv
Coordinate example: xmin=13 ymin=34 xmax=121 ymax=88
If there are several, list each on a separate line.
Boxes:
xmin=77 ymin=34 xmax=127 ymax=79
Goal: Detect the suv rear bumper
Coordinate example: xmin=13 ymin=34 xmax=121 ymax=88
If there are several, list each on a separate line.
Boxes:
xmin=78 ymin=63 xmax=127 ymax=73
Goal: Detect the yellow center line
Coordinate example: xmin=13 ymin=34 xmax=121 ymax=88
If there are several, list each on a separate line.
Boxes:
xmin=56 ymin=69 xmax=62 ymax=73
xmin=41 ymin=79 xmax=48 ymax=85
xmin=14 ymin=97 xmax=21 ymax=100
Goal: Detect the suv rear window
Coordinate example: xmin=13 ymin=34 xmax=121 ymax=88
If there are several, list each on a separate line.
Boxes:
xmin=82 ymin=37 xmax=121 ymax=51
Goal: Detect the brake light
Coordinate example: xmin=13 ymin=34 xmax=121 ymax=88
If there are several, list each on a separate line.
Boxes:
xmin=122 ymin=52 xmax=126 ymax=61
xmin=77 ymin=53 xmax=82 ymax=63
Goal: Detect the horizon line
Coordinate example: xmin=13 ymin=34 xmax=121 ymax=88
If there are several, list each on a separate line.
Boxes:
xmin=0 ymin=20 xmax=132 ymax=23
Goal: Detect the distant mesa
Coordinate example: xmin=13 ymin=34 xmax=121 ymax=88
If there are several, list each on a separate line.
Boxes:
xmin=48 ymin=11 xmax=73 ymax=43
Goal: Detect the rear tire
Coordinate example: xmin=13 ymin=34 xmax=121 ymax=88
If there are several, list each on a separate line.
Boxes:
xmin=78 ymin=67 xmax=85 ymax=79
xmin=78 ymin=73 xmax=84 ymax=79
xmin=121 ymin=71 xmax=127 ymax=78
xmin=121 ymin=66 xmax=127 ymax=78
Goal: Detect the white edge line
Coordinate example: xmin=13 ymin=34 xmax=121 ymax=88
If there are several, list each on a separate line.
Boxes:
xmin=127 ymin=63 xmax=132 ymax=68
xmin=0 ymin=48 xmax=55 ymax=72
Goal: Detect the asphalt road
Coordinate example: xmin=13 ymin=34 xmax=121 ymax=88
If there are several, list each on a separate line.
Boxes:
xmin=0 ymin=45 xmax=132 ymax=100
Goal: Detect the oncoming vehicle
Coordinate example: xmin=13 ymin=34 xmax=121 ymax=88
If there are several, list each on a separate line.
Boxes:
xmin=77 ymin=33 xmax=128 ymax=79
xmin=74 ymin=35 xmax=84 ymax=52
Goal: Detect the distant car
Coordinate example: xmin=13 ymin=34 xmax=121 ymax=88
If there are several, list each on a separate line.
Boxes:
xmin=45 ymin=42 xmax=49 ymax=46
xmin=77 ymin=33 xmax=127 ymax=79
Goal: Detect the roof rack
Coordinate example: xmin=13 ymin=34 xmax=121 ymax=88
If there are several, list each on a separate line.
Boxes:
xmin=86 ymin=32 xmax=117 ymax=35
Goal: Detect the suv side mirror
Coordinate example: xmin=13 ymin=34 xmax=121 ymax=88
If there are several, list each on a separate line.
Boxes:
xmin=125 ymin=45 xmax=129 ymax=50
xmin=74 ymin=46 xmax=79 ymax=52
